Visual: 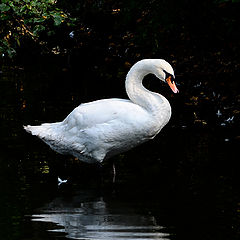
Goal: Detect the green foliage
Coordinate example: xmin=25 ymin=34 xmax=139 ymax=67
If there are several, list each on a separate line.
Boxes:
xmin=1 ymin=0 xmax=239 ymax=60
xmin=0 ymin=0 xmax=75 ymax=58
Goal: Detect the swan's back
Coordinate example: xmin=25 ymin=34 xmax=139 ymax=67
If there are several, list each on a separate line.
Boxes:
xmin=64 ymin=99 xmax=141 ymax=129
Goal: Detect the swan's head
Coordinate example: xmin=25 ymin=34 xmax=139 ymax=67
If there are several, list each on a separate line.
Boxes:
xmin=128 ymin=59 xmax=179 ymax=93
xmin=152 ymin=59 xmax=179 ymax=93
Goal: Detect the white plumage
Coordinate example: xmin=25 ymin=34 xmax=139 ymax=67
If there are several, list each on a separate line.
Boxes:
xmin=24 ymin=59 xmax=178 ymax=163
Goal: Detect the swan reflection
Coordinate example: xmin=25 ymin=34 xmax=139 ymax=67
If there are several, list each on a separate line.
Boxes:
xmin=32 ymin=190 xmax=170 ymax=240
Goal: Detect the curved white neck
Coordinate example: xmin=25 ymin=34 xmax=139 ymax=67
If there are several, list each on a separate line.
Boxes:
xmin=125 ymin=60 xmax=171 ymax=119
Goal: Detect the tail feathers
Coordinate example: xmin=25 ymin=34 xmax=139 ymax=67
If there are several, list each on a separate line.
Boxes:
xmin=23 ymin=123 xmax=54 ymax=138
xmin=24 ymin=123 xmax=69 ymax=155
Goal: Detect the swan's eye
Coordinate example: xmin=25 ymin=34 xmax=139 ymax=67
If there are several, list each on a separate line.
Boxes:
xmin=163 ymin=70 xmax=174 ymax=83
xmin=166 ymin=75 xmax=172 ymax=83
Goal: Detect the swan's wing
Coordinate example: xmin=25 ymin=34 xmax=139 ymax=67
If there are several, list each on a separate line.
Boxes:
xmin=62 ymin=98 xmax=144 ymax=131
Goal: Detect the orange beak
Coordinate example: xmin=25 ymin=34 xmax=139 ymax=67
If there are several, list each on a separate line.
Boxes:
xmin=166 ymin=76 xmax=179 ymax=93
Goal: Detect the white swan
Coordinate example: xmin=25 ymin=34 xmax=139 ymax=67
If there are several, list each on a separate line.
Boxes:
xmin=24 ymin=59 xmax=178 ymax=163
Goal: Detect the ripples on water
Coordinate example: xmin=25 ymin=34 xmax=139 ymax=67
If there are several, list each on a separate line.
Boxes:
xmin=31 ymin=191 xmax=170 ymax=240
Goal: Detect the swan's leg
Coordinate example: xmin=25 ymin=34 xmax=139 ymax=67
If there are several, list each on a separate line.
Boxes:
xmin=112 ymin=162 xmax=116 ymax=183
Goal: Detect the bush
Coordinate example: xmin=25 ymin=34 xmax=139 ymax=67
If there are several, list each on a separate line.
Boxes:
xmin=0 ymin=0 xmax=75 ymax=58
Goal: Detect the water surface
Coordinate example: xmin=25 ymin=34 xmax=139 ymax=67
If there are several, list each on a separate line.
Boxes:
xmin=31 ymin=189 xmax=170 ymax=240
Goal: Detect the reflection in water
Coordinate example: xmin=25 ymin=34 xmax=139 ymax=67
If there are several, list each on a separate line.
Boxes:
xmin=32 ymin=191 xmax=169 ymax=240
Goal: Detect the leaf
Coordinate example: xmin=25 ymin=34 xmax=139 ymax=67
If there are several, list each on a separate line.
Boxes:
xmin=20 ymin=5 xmax=27 ymax=13
xmin=33 ymin=25 xmax=45 ymax=35
xmin=8 ymin=1 xmax=15 ymax=8
xmin=33 ymin=17 xmax=45 ymax=23
xmin=16 ymin=38 xmax=21 ymax=47
xmin=53 ymin=15 xmax=63 ymax=26
xmin=7 ymin=48 xmax=16 ymax=58
xmin=0 ymin=3 xmax=10 ymax=12
xmin=47 ymin=30 xmax=55 ymax=36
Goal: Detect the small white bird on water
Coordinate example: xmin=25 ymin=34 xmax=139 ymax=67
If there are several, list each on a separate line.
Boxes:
xmin=24 ymin=59 xmax=178 ymax=164
xmin=58 ymin=177 xmax=68 ymax=186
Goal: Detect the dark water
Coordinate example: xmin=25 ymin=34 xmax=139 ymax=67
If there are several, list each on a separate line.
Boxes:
xmin=0 ymin=63 xmax=239 ymax=240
